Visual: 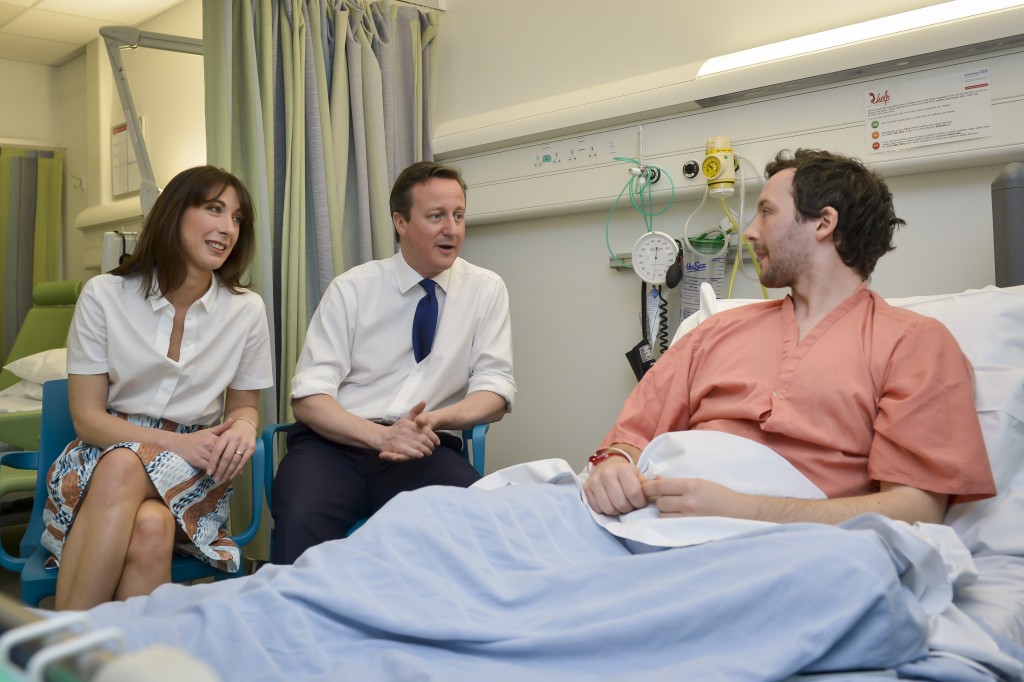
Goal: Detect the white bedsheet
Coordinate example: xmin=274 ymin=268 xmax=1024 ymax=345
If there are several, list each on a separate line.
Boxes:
xmin=959 ymin=555 xmax=1024 ymax=648
xmin=0 ymin=394 xmax=40 ymax=414
xmin=477 ymin=431 xmax=826 ymax=550
xmin=82 ymin=479 xmax=1023 ymax=681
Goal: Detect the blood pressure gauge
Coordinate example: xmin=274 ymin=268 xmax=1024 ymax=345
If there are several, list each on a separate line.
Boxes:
xmin=631 ymin=231 xmax=680 ymax=285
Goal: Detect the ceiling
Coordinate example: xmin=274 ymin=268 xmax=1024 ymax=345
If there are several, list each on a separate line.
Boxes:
xmin=0 ymin=0 xmax=188 ymax=66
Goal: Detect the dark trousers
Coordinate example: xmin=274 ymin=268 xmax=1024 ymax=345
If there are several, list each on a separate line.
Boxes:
xmin=270 ymin=422 xmax=480 ymax=564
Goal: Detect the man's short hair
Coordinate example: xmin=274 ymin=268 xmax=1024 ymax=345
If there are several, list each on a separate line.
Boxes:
xmin=390 ymin=161 xmax=467 ymax=243
xmin=765 ymin=149 xmax=905 ymax=279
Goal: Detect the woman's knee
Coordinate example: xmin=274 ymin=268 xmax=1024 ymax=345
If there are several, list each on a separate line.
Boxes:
xmin=124 ymin=502 xmax=176 ymax=562
xmin=87 ymin=448 xmax=150 ymax=501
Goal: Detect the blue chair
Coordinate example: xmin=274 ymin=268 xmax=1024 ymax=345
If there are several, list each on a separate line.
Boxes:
xmin=262 ymin=421 xmax=488 ymax=538
xmin=0 ymin=379 xmax=266 ymax=606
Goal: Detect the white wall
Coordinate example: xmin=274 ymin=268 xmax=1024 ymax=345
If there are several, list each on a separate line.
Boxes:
xmin=0 ymin=58 xmax=60 ymax=144
xmin=59 ymin=55 xmax=89 ymax=284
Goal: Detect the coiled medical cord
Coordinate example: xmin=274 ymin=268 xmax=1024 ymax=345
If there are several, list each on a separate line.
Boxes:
xmin=656 ymin=287 xmax=669 ymax=353
xmin=639 ymin=283 xmax=669 ymax=354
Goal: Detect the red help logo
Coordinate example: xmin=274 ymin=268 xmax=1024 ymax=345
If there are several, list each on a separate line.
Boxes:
xmin=868 ymin=90 xmax=891 ymax=105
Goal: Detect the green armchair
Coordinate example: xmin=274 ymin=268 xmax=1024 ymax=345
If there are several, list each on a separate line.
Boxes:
xmin=0 ymin=280 xmax=81 ymax=499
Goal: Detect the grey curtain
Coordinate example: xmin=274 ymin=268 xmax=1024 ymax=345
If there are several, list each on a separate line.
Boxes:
xmin=202 ymin=0 xmax=437 ymax=560
xmin=204 ymin=0 xmax=437 ymax=424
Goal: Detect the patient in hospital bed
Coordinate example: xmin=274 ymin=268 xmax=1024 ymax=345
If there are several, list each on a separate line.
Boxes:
xmin=65 ymin=151 xmax=1024 ymax=680
xmin=584 ymin=148 xmax=995 ymax=525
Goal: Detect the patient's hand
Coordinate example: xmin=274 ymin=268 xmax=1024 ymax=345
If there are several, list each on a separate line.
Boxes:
xmin=583 ymin=458 xmax=648 ymax=515
xmin=641 ymin=478 xmax=747 ymax=518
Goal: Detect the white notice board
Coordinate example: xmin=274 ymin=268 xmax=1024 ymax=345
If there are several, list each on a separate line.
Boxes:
xmin=864 ymin=67 xmax=992 ymax=153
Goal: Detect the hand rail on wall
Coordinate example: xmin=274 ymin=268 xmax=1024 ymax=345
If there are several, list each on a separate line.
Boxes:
xmin=99 ymin=26 xmax=203 ymax=219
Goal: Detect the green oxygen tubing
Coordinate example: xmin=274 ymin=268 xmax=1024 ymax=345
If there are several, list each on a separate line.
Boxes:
xmin=604 ymin=156 xmax=675 ymax=268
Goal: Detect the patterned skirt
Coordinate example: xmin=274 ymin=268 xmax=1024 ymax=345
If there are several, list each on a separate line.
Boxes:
xmin=40 ymin=412 xmax=240 ymax=573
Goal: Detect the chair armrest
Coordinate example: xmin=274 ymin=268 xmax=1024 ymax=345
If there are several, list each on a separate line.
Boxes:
xmin=0 ymin=410 xmax=44 ymax=452
xmin=0 ymin=450 xmax=38 ymax=471
xmin=0 ymin=451 xmax=35 ymax=572
xmin=228 ymin=438 xmax=265 ymax=548
xmin=261 ymin=423 xmax=295 ymax=509
xmin=0 ymin=539 xmax=26 ymax=573
xmin=461 ymin=423 xmax=489 ymax=476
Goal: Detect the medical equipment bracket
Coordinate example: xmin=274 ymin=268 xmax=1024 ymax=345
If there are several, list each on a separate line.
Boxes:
xmin=100 ymin=26 xmax=204 ymax=219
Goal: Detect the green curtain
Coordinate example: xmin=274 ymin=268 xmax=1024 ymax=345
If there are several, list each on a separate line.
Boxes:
xmin=204 ymin=0 xmax=436 ymax=424
xmin=0 ymin=147 xmax=64 ymax=362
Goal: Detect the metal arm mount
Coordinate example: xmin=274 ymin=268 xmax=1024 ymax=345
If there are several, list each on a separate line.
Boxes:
xmin=99 ymin=26 xmax=204 ymax=218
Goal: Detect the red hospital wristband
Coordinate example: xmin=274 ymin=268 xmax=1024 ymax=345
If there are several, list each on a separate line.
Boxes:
xmin=586 ymin=447 xmax=635 ymax=471
xmin=587 ymin=452 xmax=625 ymax=467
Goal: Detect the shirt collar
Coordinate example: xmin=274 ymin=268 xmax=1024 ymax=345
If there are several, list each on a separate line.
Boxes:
xmin=394 ymin=251 xmax=452 ymax=294
xmin=148 ymin=275 xmax=220 ymax=312
xmin=781 ymin=281 xmax=872 ymax=333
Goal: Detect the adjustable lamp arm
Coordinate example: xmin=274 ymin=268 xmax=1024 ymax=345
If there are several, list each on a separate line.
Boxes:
xmin=99 ymin=26 xmax=203 ymax=218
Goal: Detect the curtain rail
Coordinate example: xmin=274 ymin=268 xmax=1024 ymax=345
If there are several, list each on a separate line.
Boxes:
xmin=397 ymin=0 xmax=446 ymax=10
xmin=0 ymin=139 xmax=64 ymax=152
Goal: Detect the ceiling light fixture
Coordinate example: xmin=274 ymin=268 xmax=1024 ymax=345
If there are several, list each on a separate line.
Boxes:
xmin=697 ymin=0 xmax=1024 ymax=77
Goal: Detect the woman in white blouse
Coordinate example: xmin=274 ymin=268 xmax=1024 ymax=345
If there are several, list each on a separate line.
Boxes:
xmin=41 ymin=166 xmax=273 ymax=610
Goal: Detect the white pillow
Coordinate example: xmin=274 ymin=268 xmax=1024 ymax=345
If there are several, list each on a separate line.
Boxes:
xmin=3 ymin=347 xmax=67 ymax=384
xmin=677 ymin=283 xmax=1024 ymax=558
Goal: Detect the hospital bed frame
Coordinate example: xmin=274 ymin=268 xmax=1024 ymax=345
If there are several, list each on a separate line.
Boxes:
xmin=0 ymin=590 xmax=220 ymax=681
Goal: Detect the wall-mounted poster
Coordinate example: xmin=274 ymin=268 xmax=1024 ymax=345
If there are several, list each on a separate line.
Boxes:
xmin=111 ymin=121 xmax=142 ymax=197
xmin=865 ymin=67 xmax=992 ymax=153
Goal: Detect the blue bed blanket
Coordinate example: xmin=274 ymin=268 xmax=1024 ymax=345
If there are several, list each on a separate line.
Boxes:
xmin=81 ymin=480 xmax=1020 ymax=681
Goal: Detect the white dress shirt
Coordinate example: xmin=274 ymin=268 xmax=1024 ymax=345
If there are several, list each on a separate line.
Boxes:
xmin=291 ymin=252 xmax=515 ymax=422
xmin=68 ymin=273 xmax=273 ymax=426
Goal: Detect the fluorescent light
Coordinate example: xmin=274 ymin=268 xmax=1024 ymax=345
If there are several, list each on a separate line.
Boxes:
xmin=697 ymin=0 xmax=1024 ymax=77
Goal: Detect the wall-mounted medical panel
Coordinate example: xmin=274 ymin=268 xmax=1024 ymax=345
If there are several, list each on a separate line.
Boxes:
xmin=451 ymin=127 xmax=640 ymax=225
xmin=447 ymin=47 xmax=1024 ymax=227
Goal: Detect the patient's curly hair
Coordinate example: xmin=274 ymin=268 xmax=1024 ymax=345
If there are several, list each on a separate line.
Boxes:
xmin=765 ymin=149 xmax=905 ymax=279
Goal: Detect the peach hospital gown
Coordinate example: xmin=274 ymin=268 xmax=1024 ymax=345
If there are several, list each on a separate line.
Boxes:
xmin=600 ymin=285 xmax=996 ymax=505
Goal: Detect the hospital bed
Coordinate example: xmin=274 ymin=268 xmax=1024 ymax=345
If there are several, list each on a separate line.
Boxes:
xmin=0 ymin=284 xmax=1022 ymax=681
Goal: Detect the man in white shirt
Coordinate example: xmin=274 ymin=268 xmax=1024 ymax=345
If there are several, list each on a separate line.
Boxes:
xmin=271 ymin=161 xmax=516 ymax=564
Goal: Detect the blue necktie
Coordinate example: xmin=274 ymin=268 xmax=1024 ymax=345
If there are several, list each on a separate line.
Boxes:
xmin=412 ymin=279 xmax=438 ymax=362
